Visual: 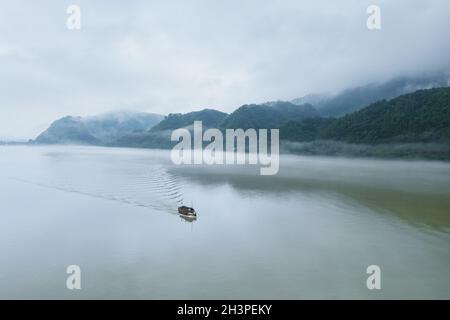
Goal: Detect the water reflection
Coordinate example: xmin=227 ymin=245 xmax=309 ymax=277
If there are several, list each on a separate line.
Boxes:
xmin=1 ymin=146 xmax=449 ymax=299
xmin=179 ymin=215 xmax=197 ymax=223
xmin=168 ymin=161 xmax=450 ymax=231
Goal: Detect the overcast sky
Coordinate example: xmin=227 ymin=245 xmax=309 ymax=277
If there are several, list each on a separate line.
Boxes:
xmin=1 ymin=0 xmax=450 ymax=139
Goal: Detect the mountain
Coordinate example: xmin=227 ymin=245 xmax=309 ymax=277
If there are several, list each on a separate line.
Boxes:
xmin=291 ymin=74 xmax=449 ymax=117
xmin=115 ymin=109 xmax=228 ymax=149
xmin=281 ymin=87 xmax=450 ymax=144
xmin=280 ymin=118 xmax=335 ymax=142
xmin=322 ymin=87 xmax=450 ymax=144
xmin=32 ymin=80 xmax=450 ymax=160
xmin=151 ymin=109 xmax=228 ymax=131
xmin=116 ymin=103 xmax=318 ymax=148
xmin=290 ymin=93 xmax=333 ymax=107
xmin=34 ymin=111 xmax=164 ymax=145
xmin=116 ymin=103 xmax=319 ymax=148
xmin=221 ymin=101 xmax=319 ymax=129
xmin=34 ymin=116 xmax=100 ymax=144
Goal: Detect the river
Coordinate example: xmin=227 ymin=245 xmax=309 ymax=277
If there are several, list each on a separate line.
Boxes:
xmin=0 ymin=146 xmax=449 ymax=299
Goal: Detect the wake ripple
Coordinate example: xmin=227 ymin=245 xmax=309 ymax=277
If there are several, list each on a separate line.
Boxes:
xmin=5 ymin=164 xmax=187 ymax=215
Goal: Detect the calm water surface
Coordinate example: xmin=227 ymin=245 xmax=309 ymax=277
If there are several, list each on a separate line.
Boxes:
xmin=0 ymin=146 xmax=449 ymax=299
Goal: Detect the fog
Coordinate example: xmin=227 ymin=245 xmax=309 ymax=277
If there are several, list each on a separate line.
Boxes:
xmin=1 ymin=0 xmax=450 ymax=139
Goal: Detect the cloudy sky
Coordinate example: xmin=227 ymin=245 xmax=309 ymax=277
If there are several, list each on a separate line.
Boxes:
xmin=1 ymin=0 xmax=450 ymax=139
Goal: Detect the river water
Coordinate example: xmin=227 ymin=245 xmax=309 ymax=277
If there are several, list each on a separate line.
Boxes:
xmin=0 ymin=146 xmax=449 ymax=299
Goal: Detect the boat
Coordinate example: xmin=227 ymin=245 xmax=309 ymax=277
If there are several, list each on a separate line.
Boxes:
xmin=179 ymin=214 xmax=197 ymax=223
xmin=178 ymin=205 xmax=197 ymax=218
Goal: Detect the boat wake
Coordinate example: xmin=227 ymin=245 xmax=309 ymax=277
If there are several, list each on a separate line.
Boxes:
xmin=5 ymin=164 xmax=186 ymax=215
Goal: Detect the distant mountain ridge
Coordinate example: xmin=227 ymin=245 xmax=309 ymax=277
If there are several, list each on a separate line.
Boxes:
xmin=35 ymin=111 xmax=164 ymax=145
xmin=281 ymin=87 xmax=450 ymax=144
xmin=290 ymin=74 xmax=449 ymax=117
xmin=322 ymin=87 xmax=450 ymax=144
xmin=115 ymin=109 xmax=228 ymax=149
xmin=221 ymin=101 xmax=318 ymax=129
xmin=33 ymin=75 xmax=450 ymax=160
xmin=114 ymin=103 xmax=319 ymax=148
xmin=151 ymin=109 xmax=228 ymax=131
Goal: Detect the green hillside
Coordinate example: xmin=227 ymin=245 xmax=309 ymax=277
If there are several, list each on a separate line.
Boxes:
xmin=281 ymin=87 xmax=450 ymax=144
xmin=322 ymin=87 xmax=450 ymax=144
xmin=221 ymin=102 xmax=318 ymax=129
xmin=151 ymin=109 xmax=228 ymax=131
xmin=292 ymin=74 xmax=448 ymax=117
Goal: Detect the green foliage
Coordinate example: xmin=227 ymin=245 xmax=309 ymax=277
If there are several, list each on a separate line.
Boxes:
xmin=321 ymin=87 xmax=450 ymax=144
xmin=35 ymin=112 xmax=163 ymax=145
xmin=221 ymin=102 xmax=318 ymax=129
xmin=151 ymin=109 xmax=228 ymax=131
xmin=280 ymin=118 xmax=335 ymax=142
xmin=308 ymin=74 xmax=448 ymax=117
xmin=34 ymin=87 xmax=450 ymax=160
xmin=280 ymin=87 xmax=450 ymax=145
xmin=35 ymin=116 xmax=100 ymax=144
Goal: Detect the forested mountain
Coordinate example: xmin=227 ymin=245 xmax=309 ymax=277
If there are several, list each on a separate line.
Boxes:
xmin=33 ymin=82 xmax=450 ymax=160
xmin=34 ymin=111 xmax=164 ymax=145
xmin=281 ymin=87 xmax=450 ymax=144
xmin=322 ymin=87 xmax=450 ymax=143
xmin=280 ymin=118 xmax=335 ymax=142
xmin=151 ymin=109 xmax=228 ymax=131
xmin=291 ymin=74 xmax=448 ymax=117
xmin=35 ymin=116 xmax=100 ymax=145
xmin=115 ymin=109 xmax=228 ymax=149
xmin=221 ymin=101 xmax=318 ymax=129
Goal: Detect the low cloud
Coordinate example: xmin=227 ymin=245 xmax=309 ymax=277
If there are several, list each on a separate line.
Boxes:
xmin=1 ymin=0 xmax=449 ymax=138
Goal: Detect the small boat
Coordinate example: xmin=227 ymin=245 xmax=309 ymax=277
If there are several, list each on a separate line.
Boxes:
xmin=179 ymin=214 xmax=197 ymax=223
xmin=178 ymin=205 xmax=197 ymax=217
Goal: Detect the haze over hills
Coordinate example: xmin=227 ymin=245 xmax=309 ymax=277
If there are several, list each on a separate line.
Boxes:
xmin=281 ymin=87 xmax=450 ymax=159
xmin=115 ymin=109 xmax=228 ymax=149
xmin=221 ymin=102 xmax=318 ymax=130
xmin=113 ymin=103 xmax=319 ymax=148
xmin=281 ymin=87 xmax=450 ymax=144
xmin=34 ymin=111 xmax=164 ymax=145
xmin=150 ymin=109 xmax=228 ymax=132
xmin=323 ymin=87 xmax=450 ymax=144
xmin=290 ymin=73 xmax=449 ymax=117
xmin=32 ymin=75 xmax=450 ymax=159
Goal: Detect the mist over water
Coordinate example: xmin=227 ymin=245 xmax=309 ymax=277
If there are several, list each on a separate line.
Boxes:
xmin=2 ymin=146 xmax=184 ymax=213
xmin=0 ymin=146 xmax=449 ymax=299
